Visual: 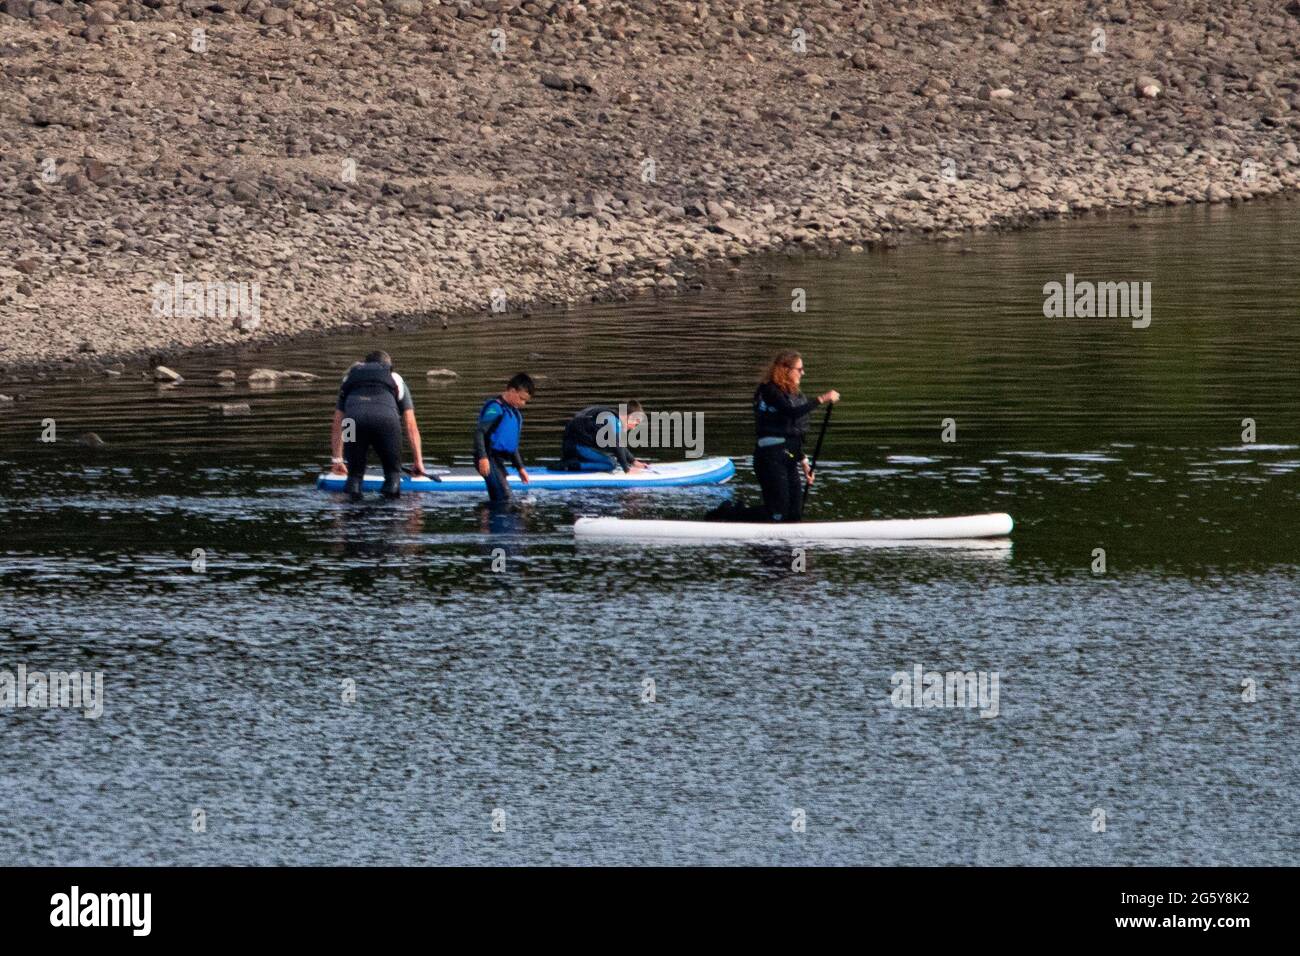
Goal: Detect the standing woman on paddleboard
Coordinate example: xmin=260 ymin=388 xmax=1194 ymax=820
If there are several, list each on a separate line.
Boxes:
xmin=753 ymin=350 xmax=839 ymax=522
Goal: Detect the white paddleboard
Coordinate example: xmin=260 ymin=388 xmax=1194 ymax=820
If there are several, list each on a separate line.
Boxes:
xmin=573 ymin=512 xmax=1014 ymax=541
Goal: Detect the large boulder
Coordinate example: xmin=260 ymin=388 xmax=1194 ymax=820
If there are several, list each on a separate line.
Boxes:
xmin=384 ymin=0 xmax=423 ymax=15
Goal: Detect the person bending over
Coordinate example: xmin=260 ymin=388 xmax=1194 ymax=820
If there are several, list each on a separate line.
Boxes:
xmin=560 ymin=401 xmax=650 ymax=472
xmin=330 ymin=350 xmax=426 ymax=501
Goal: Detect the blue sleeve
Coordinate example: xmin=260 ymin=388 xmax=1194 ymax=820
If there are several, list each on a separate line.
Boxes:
xmin=607 ymin=415 xmax=634 ymax=470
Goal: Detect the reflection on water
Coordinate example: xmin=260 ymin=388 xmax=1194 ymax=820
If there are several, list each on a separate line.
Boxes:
xmin=1 ymin=201 xmax=1297 ymax=864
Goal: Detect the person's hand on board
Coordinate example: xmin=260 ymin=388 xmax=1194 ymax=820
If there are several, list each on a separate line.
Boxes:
xmin=630 ymin=459 xmax=649 ymax=471
xmin=330 ymin=459 xmax=347 ymax=476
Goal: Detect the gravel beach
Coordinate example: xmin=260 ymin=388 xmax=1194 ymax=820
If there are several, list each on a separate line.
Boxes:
xmin=1 ymin=0 xmax=1298 ymax=373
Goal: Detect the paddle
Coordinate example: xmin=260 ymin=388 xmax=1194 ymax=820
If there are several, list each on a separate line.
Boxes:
xmin=401 ymin=464 xmax=441 ymax=481
xmin=801 ymin=401 xmax=833 ymax=511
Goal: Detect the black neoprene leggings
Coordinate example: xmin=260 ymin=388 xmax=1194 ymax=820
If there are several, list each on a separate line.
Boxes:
xmin=753 ymin=444 xmax=803 ymax=522
xmin=484 ymin=454 xmax=514 ymax=503
xmin=342 ymin=403 xmax=403 ymax=497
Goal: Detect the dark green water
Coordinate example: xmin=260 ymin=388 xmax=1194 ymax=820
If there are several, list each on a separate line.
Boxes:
xmin=1 ymin=201 xmax=1297 ymax=864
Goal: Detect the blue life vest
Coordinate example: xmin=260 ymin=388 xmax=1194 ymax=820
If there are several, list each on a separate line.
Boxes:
xmin=480 ymin=397 xmax=522 ymax=453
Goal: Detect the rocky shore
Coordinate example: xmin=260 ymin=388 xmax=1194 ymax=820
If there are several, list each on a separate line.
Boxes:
xmin=2 ymin=0 xmax=1299 ymax=374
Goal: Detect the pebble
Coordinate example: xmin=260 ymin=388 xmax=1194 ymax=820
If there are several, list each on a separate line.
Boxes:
xmin=1135 ymin=76 xmax=1163 ymax=99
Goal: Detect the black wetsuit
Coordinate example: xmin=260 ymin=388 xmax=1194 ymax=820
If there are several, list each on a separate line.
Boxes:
xmin=753 ymin=382 xmax=818 ymax=522
xmin=337 ymin=362 xmax=413 ymax=499
xmin=561 ymin=405 xmax=635 ymax=471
